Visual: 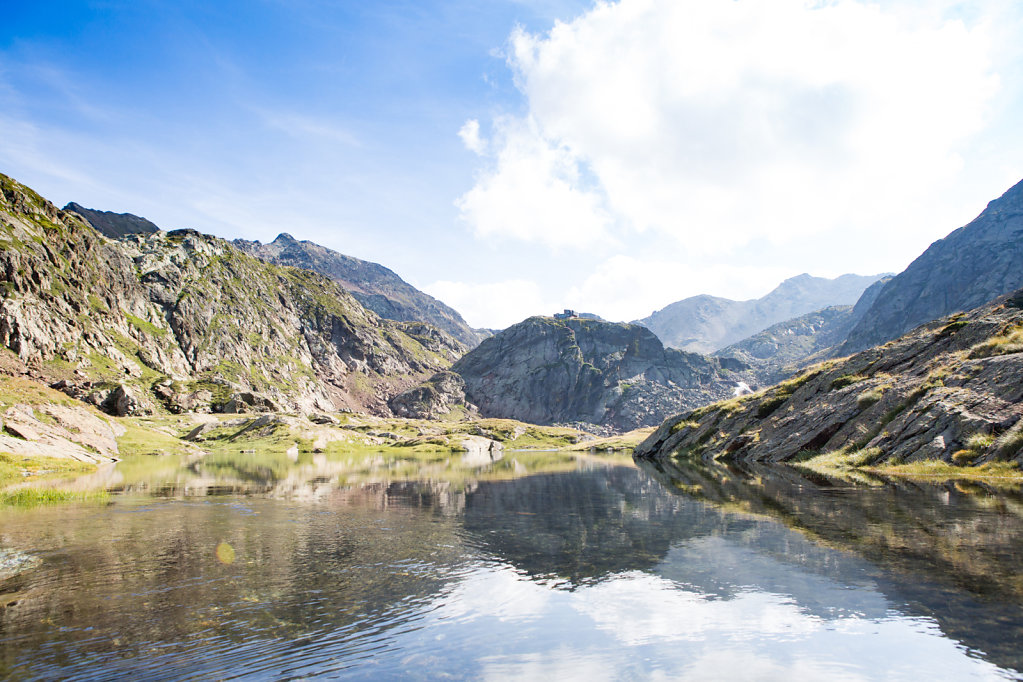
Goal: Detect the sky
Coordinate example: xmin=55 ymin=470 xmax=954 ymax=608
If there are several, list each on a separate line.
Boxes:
xmin=2 ymin=0 xmax=1022 ymax=329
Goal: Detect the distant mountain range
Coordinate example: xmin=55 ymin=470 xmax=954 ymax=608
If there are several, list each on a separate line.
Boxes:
xmin=6 ymin=168 xmax=1023 ymax=441
xmin=637 ymin=273 xmax=886 ymax=354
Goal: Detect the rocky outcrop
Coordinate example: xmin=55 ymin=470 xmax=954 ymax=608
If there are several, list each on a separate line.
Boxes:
xmin=388 ymin=370 xmax=477 ymax=419
xmin=235 ymin=233 xmax=483 ymax=348
xmin=424 ymin=315 xmax=751 ymax=431
xmin=843 ymin=178 xmax=1023 ymax=352
xmin=638 ymin=273 xmax=885 ymax=354
xmin=0 ymin=173 xmax=460 ymax=417
xmin=636 ymin=290 xmax=1023 ymax=466
xmin=63 ymin=202 xmax=160 ymax=239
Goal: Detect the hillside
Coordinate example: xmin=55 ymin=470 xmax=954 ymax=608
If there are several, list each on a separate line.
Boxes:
xmin=638 ymin=273 xmax=884 ymax=354
xmin=392 ymin=315 xmax=752 ymax=431
xmin=235 ymin=233 xmax=483 ymax=348
xmin=635 ymin=290 xmax=1023 ymax=469
xmin=843 ymin=177 xmax=1023 ymax=352
xmin=0 ymin=172 xmax=460 ymax=416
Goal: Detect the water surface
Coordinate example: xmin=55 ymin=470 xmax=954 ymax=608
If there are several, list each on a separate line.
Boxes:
xmin=0 ymin=451 xmax=1021 ymax=680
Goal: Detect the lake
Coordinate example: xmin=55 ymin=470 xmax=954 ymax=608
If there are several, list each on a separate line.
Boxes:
xmin=0 ymin=449 xmax=1021 ymax=680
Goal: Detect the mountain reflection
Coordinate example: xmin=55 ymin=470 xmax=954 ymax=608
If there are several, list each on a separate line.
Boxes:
xmin=0 ymin=456 xmax=1020 ymax=678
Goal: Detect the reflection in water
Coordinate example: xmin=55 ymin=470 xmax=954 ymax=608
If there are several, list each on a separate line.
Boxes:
xmin=0 ymin=452 xmax=1020 ymax=679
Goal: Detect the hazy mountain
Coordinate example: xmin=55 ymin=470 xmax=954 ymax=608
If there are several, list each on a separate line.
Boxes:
xmin=638 ymin=273 xmax=886 ymax=354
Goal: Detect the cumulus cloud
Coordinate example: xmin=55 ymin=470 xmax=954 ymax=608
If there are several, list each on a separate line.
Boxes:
xmin=455 ymin=115 xmax=613 ymax=248
xmin=458 ymin=0 xmax=1004 ymax=256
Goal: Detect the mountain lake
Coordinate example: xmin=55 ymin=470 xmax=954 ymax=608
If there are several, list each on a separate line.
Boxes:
xmin=0 ymin=449 xmax=1021 ymax=680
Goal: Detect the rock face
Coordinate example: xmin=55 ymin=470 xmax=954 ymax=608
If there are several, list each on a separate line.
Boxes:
xmin=843 ymin=178 xmax=1023 ymax=352
xmin=635 ymin=290 xmax=1023 ymax=466
xmin=0 ymin=173 xmax=460 ymax=416
xmin=63 ymin=202 xmax=160 ymax=239
xmin=235 ymin=233 xmax=483 ymax=348
xmin=413 ymin=315 xmax=751 ymax=431
xmin=638 ymin=273 xmax=885 ymax=354
xmin=714 ymin=305 xmax=858 ymax=385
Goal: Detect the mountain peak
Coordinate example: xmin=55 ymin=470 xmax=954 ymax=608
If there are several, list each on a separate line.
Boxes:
xmin=272 ymin=232 xmax=298 ymax=244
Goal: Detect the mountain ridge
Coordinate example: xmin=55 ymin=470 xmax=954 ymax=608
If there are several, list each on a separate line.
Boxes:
xmin=638 ymin=272 xmax=886 ymax=354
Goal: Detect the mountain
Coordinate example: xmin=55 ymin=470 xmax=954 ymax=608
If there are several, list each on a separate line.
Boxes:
xmin=391 ymin=315 xmax=752 ymax=431
xmin=843 ymin=178 xmax=1023 ymax=353
xmin=638 ymin=273 xmax=885 ymax=354
xmin=235 ymin=233 xmax=483 ymax=348
xmin=0 ymin=172 xmax=460 ymax=416
xmin=635 ymin=289 xmax=1023 ymax=468
xmin=63 ymin=202 xmax=160 ymax=239
xmin=715 ymin=276 xmax=894 ymax=383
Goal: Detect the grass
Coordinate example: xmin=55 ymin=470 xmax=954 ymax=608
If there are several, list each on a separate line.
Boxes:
xmin=829 ymin=374 xmax=866 ymax=391
xmin=969 ymin=324 xmax=1023 ymax=358
xmin=0 ymin=488 xmax=109 ymax=507
xmin=856 ymin=387 xmax=885 ymax=409
xmin=0 ymin=452 xmax=98 ymax=487
xmin=116 ymin=423 xmax=192 ymax=456
xmin=874 ymin=460 xmax=1023 ymax=483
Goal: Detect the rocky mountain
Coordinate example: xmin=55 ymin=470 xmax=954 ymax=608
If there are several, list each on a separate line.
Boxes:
xmin=715 ymin=276 xmax=894 ymax=383
xmin=391 ymin=315 xmax=752 ymax=431
xmin=235 ymin=233 xmax=483 ymax=348
xmin=713 ymin=306 xmax=857 ymax=385
xmin=0 ymin=172 xmax=460 ymax=417
xmin=843 ymin=178 xmax=1023 ymax=353
xmin=635 ymin=289 xmax=1023 ymax=467
xmin=638 ymin=273 xmax=885 ymax=354
xmin=63 ymin=202 xmax=160 ymax=239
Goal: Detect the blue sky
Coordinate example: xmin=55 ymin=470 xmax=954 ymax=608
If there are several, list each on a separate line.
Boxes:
xmin=3 ymin=0 xmax=1022 ymax=328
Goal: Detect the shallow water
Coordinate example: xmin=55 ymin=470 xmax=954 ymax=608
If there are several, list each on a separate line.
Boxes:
xmin=0 ymin=452 xmax=1021 ymax=680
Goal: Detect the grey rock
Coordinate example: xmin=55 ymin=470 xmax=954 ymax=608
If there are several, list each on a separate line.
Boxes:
xmin=843 ymin=178 xmax=1023 ymax=352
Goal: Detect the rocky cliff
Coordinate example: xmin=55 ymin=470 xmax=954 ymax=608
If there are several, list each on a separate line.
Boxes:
xmin=843 ymin=178 xmax=1023 ymax=352
xmin=394 ymin=315 xmax=751 ymax=431
xmin=235 ymin=233 xmax=483 ymax=348
xmin=0 ymin=172 xmax=460 ymax=416
xmin=635 ymin=290 xmax=1023 ymax=467
xmin=638 ymin=273 xmax=885 ymax=354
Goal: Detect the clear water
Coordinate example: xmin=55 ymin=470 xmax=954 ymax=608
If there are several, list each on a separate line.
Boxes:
xmin=0 ymin=451 xmax=1021 ymax=680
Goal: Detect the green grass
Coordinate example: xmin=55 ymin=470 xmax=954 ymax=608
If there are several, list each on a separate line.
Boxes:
xmin=0 ymin=452 xmax=92 ymax=485
xmin=125 ymin=313 xmax=168 ymax=337
xmin=116 ymin=423 xmax=191 ymax=456
xmin=856 ymin=387 xmax=885 ymax=409
xmin=0 ymin=488 xmax=109 ymax=507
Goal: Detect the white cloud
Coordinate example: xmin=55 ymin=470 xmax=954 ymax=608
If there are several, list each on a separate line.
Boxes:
xmin=424 ymin=278 xmax=555 ymax=329
xmin=455 ymin=115 xmax=613 ymax=248
xmin=458 ymin=118 xmax=485 ymax=154
xmin=459 ymin=0 xmax=1009 ymax=260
